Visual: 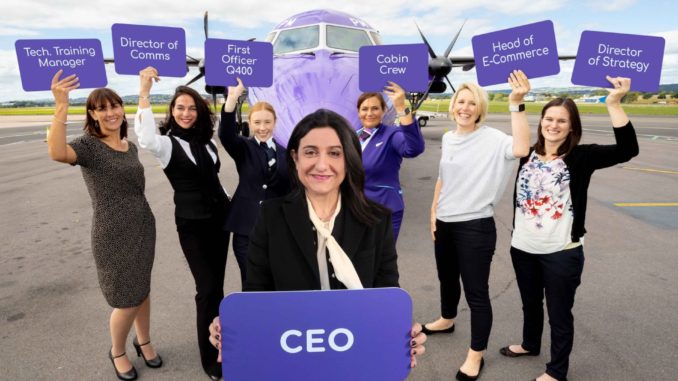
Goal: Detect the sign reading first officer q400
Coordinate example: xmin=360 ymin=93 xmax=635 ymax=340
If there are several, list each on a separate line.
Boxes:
xmin=472 ymin=20 xmax=560 ymax=86
xmin=204 ymin=39 xmax=273 ymax=87
xmin=571 ymin=31 xmax=665 ymax=92
xmin=358 ymin=44 xmax=429 ymax=92
xmin=219 ymin=288 xmax=413 ymax=381
xmin=15 ymin=39 xmax=106 ymax=91
xmin=111 ymin=23 xmax=186 ymax=77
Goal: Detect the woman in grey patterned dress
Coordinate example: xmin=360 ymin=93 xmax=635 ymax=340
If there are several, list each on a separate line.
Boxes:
xmin=47 ymin=70 xmax=161 ymax=381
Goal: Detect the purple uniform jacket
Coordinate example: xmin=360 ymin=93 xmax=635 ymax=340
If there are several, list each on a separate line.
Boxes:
xmin=362 ymin=121 xmax=425 ymax=213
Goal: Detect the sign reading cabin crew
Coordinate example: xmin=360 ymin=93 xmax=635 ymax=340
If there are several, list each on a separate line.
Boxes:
xmin=15 ymin=39 xmax=106 ymax=91
xmin=204 ymin=39 xmax=273 ymax=87
xmin=358 ymin=44 xmax=429 ymax=92
xmin=472 ymin=20 xmax=560 ymax=86
xmin=112 ymin=23 xmax=186 ymax=76
xmin=219 ymin=288 xmax=413 ymax=381
xmin=571 ymin=31 xmax=665 ymax=92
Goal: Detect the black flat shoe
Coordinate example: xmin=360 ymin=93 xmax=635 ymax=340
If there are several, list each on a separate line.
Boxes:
xmin=421 ymin=323 xmax=455 ymax=335
xmin=109 ymin=350 xmax=138 ymax=381
xmin=133 ymin=337 xmax=163 ymax=368
xmin=456 ymin=358 xmax=484 ymax=381
xmin=499 ymin=345 xmax=539 ymax=358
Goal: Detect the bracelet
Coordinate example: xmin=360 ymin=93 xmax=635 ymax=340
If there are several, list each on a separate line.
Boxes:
xmin=52 ymin=117 xmax=67 ymax=124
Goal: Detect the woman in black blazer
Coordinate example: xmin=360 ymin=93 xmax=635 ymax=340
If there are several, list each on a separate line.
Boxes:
xmin=218 ymin=79 xmax=290 ymax=288
xmin=210 ymin=108 xmax=426 ymax=368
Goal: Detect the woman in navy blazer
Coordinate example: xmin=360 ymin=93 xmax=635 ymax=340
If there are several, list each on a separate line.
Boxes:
xmin=219 ymin=78 xmax=290 ymax=288
xmin=356 ymin=82 xmax=425 ymax=241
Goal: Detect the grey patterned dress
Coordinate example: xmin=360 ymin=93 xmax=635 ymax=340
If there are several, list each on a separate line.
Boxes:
xmin=69 ymin=135 xmax=156 ymax=308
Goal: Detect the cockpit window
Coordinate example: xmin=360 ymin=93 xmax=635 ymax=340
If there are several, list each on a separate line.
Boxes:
xmin=265 ymin=32 xmax=276 ymax=43
xmin=273 ymin=25 xmax=319 ymax=54
xmin=326 ymin=25 xmax=373 ymax=52
xmin=369 ymin=31 xmax=382 ymax=46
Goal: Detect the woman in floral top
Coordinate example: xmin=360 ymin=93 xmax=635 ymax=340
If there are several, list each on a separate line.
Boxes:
xmin=500 ymin=76 xmax=639 ymax=381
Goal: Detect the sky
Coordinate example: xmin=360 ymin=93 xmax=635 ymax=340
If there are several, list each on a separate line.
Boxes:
xmin=1 ymin=0 xmax=676 ymax=102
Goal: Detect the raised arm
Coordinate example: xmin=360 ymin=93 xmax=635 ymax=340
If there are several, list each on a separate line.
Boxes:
xmin=134 ymin=66 xmax=172 ymax=165
xmin=385 ymin=81 xmax=425 ymax=157
xmin=47 ymin=70 xmax=79 ymax=164
xmin=218 ymin=78 xmax=247 ymax=157
xmin=508 ymin=69 xmax=531 ymax=158
xmin=605 ymin=75 xmax=631 ymax=127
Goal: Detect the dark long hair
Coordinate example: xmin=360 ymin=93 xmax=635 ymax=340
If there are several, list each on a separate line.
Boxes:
xmin=286 ymin=109 xmax=388 ymax=226
xmin=84 ymin=88 xmax=127 ymax=139
xmin=534 ymin=97 xmax=582 ymax=157
xmin=159 ymin=86 xmax=215 ymax=142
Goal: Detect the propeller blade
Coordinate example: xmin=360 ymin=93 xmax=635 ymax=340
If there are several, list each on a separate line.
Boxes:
xmin=413 ymin=79 xmax=435 ymax=111
xmin=444 ymin=75 xmax=456 ymax=94
xmin=203 ymin=11 xmax=209 ymax=39
xmin=443 ymin=19 xmax=466 ymax=58
xmin=212 ymin=92 xmax=217 ymax=112
xmin=462 ymin=63 xmax=476 ymax=72
xmin=186 ymin=54 xmax=200 ymax=64
xmin=414 ymin=21 xmax=437 ymax=59
xmin=186 ymin=72 xmax=204 ymax=86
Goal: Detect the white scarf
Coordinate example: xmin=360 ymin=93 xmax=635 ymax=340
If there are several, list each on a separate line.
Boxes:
xmin=306 ymin=196 xmax=364 ymax=290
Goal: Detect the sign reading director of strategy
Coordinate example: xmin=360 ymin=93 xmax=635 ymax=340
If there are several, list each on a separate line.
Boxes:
xmin=472 ymin=20 xmax=560 ymax=86
xmin=204 ymin=39 xmax=273 ymax=87
xmin=15 ymin=39 xmax=106 ymax=91
xmin=112 ymin=23 xmax=187 ymax=76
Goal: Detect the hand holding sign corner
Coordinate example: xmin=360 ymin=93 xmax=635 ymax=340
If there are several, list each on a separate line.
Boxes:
xmin=51 ymin=69 xmax=80 ymax=106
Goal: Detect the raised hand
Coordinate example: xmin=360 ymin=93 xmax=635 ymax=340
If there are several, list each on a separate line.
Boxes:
xmin=139 ymin=66 xmax=160 ymax=95
xmin=508 ymin=69 xmax=530 ymax=104
xmin=51 ymin=69 xmax=80 ymax=105
xmin=384 ymin=81 xmax=407 ymax=110
xmin=605 ymin=76 xmax=631 ymax=105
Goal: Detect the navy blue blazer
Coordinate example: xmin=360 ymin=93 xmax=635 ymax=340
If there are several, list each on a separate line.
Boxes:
xmin=218 ymin=108 xmax=290 ymax=235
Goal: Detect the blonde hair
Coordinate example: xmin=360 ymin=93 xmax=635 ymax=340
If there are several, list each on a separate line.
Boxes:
xmin=448 ymin=83 xmax=489 ymax=126
xmin=248 ymin=102 xmax=276 ymax=122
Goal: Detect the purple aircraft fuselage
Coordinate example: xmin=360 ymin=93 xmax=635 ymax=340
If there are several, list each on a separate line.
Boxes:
xmin=248 ymin=9 xmax=396 ymax=147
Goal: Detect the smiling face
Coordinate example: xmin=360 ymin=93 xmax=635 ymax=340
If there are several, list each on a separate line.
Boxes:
xmin=540 ymin=106 xmax=572 ymax=147
xmin=171 ymin=94 xmax=198 ymax=129
xmin=292 ymin=127 xmax=346 ymax=199
xmin=88 ymin=101 xmax=124 ymax=135
xmin=358 ymin=96 xmax=385 ymax=130
xmin=249 ymin=109 xmax=276 ymax=142
xmin=450 ymin=88 xmax=479 ymax=130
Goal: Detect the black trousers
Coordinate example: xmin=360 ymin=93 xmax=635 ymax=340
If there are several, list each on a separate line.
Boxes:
xmin=232 ymin=232 xmax=249 ymax=290
xmin=510 ymin=246 xmax=585 ymax=381
xmin=434 ymin=217 xmax=496 ymax=351
xmin=176 ymin=214 xmax=230 ymax=375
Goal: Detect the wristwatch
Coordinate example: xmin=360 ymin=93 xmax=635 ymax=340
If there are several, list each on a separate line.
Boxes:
xmin=396 ymin=107 xmax=411 ymax=117
xmin=509 ymin=103 xmax=525 ymax=112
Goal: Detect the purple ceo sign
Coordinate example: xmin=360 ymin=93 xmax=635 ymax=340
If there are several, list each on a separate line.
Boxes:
xmin=15 ymin=39 xmax=106 ymax=91
xmin=572 ymin=31 xmax=665 ymax=92
xmin=359 ymin=44 xmax=428 ymax=92
xmin=472 ymin=20 xmax=560 ymax=86
xmin=219 ymin=288 xmax=412 ymax=381
xmin=205 ymin=39 xmax=272 ymax=87
xmin=112 ymin=24 xmax=186 ymax=77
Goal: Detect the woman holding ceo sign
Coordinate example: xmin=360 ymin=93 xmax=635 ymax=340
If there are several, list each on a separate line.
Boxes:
xmin=48 ymin=70 xmax=162 ymax=381
xmin=218 ymin=77 xmax=290 ymax=289
xmin=423 ymin=71 xmax=531 ymax=381
xmin=208 ymin=108 xmax=426 ymax=368
xmin=134 ymin=67 xmax=230 ymax=380
xmin=355 ymin=82 xmax=425 ymax=241
xmin=500 ymin=76 xmax=638 ymax=381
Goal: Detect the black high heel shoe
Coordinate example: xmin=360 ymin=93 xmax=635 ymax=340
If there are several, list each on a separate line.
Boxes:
xmin=133 ymin=337 xmax=163 ymax=368
xmin=456 ymin=358 xmax=484 ymax=381
xmin=109 ymin=350 xmax=138 ymax=381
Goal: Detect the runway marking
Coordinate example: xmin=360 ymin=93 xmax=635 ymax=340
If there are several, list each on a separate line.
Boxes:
xmin=582 ymin=128 xmax=677 ymax=141
xmin=614 ymin=202 xmax=678 ymax=207
xmin=622 ymin=166 xmax=678 ymax=175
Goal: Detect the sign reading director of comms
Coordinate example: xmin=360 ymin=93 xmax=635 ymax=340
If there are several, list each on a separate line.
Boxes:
xmin=111 ymin=23 xmax=187 ymax=76
xmin=472 ymin=20 xmax=560 ymax=86
xmin=219 ymin=288 xmax=413 ymax=381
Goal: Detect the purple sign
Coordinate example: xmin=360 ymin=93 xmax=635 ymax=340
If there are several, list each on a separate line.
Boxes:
xmin=219 ymin=288 xmax=412 ymax=381
xmin=205 ymin=39 xmax=273 ymax=87
xmin=472 ymin=20 xmax=560 ymax=86
xmin=359 ymin=44 xmax=428 ymax=92
xmin=111 ymin=23 xmax=186 ymax=77
xmin=571 ymin=31 xmax=665 ymax=92
xmin=15 ymin=39 xmax=106 ymax=91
